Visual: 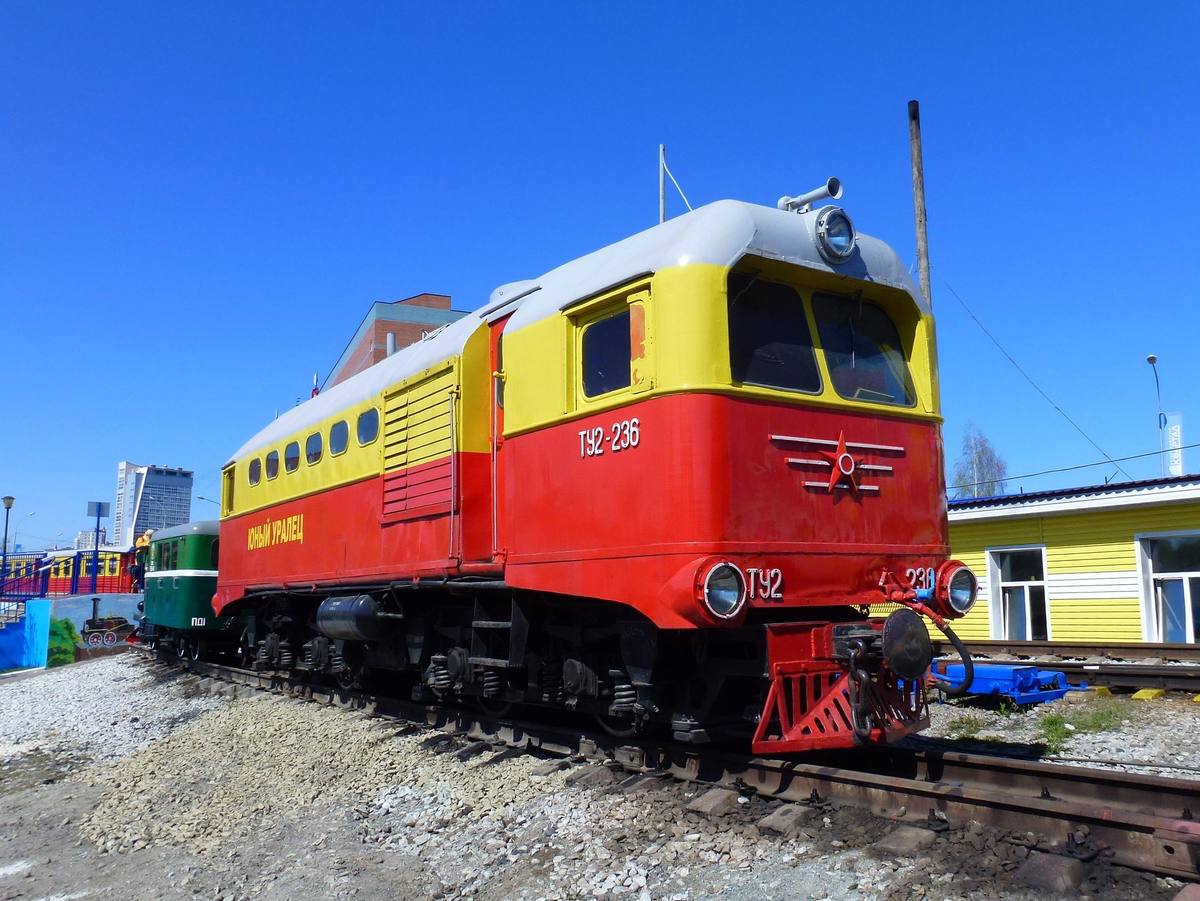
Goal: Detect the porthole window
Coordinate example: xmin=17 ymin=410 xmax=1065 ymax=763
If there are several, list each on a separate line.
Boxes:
xmin=582 ymin=309 xmax=632 ymax=398
xmin=284 ymin=441 xmax=301 ymax=473
xmin=306 ymin=431 xmax=323 ymax=464
xmin=248 ymin=458 xmax=262 ymax=486
xmin=357 ymin=408 xmax=380 ymax=445
xmin=330 ymin=420 xmax=349 ymax=456
xmin=265 ymin=451 xmax=279 ymax=480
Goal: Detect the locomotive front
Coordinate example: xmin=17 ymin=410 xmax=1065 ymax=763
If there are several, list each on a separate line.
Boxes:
xmin=500 ymin=189 xmax=978 ymax=751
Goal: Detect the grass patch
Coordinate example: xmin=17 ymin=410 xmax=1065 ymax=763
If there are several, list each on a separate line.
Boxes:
xmin=945 ymin=714 xmax=989 ymax=740
xmin=1038 ymin=698 xmax=1132 ymax=754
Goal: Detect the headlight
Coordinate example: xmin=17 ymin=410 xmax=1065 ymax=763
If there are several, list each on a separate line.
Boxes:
xmin=702 ymin=563 xmax=746 ymax=620
xmin=815 ymin=206 xmax=856 ymax=263
xmin=938 ymin=563 xmax=978 ymax=615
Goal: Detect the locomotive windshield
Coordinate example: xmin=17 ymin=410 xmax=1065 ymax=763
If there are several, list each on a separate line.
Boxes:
xmin=727 ymin=273 xmax=821 ymax=394
xmin=812 ymin=293 xmax=916 ymax=407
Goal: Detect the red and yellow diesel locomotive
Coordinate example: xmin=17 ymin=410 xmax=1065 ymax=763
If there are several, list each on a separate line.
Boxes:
xmin=215 ymin=184 xmax=977 ymax=752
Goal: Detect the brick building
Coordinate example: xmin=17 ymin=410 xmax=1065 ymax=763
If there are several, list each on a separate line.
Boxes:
xmin=325 ymin=294 xmax=466 ymax=389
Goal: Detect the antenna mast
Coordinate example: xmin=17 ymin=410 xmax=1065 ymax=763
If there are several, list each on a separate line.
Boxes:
xmin=659 ymin=144 xmax=666 ymax=224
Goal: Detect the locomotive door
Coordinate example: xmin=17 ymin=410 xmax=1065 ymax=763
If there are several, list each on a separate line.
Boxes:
xmin=489 ymin=315 xmax=510 ymax=561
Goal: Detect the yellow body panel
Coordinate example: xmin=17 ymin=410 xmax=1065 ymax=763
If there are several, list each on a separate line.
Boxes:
xmin=225 ymin=394 xmax=385 ymax=518
xmin=384 ymin=362 xmax=458 ymax=473
xmin=502 ymin=261 xmax=942 ymax=438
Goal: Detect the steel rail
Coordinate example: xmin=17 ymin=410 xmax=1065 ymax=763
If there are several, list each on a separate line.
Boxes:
xmin=936 ymin=639 xmax=1200 ymax=663
xmin=933 ymin=639 xmax=1200 ymax=690
xmin=142 ymin=651 xmax=1200 ymax=881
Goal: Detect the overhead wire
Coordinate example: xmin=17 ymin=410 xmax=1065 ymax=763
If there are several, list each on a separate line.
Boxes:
xmin=931 ymin=263 xmax=1134 ymax=482
xmin=949 ymin=441 xmax=1200 ymax=492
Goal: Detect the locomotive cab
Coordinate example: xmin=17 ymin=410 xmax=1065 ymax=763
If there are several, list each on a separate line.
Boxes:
xmin=499 ymin=196 xmax=976 ymax=748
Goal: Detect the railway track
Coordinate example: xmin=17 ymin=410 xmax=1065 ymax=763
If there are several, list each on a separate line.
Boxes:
xmin=934 ymin=640 xmax=1200 ymax=691
xmin=138 ymin=648 xmax=1200 ymax=882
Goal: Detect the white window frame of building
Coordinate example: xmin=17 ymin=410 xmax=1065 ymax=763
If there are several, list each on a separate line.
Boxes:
xmin=986 ymin=545 xmax=1052 ymax=642
xmin=1136 ymin=530 xmax=1200 ymax=644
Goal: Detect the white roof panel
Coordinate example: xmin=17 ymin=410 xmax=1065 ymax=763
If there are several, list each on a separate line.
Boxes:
xmin=228 ymin=311 xmax=487 ymax=463
xmin=505 ymin=199 xmax=925 ymax=332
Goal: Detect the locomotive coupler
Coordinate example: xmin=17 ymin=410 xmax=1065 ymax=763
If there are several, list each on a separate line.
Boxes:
xmin=845 ymin=639 xmax=873 ymax=744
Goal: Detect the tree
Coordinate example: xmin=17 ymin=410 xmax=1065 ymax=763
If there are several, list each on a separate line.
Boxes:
xmin=950 ymin=423 xmax=1009 ymax=499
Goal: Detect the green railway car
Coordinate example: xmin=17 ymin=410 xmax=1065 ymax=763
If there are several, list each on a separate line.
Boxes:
xmin=142 ymin=520 xmax=234 ymax=658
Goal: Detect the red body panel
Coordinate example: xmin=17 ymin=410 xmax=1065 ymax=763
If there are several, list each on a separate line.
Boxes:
xmin=218 ymin=392 xmax=946 ymax=631
xmin=215 ymin=451 xmax=493 ymax=614
xmin=504 ymin=393 xmax=947 ymax=627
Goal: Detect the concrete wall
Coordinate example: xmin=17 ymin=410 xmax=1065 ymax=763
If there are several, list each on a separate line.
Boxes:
xmin=0 ymin=600 xmax=50 ymax=670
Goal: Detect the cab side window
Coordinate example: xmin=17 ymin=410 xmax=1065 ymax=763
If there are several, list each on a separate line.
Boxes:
xmin=582 ymin=309 xmax=632 ymax=398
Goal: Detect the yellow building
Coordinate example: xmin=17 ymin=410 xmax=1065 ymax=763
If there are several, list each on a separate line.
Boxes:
xmin=948 ymin=476 xmax=1200 ymax=644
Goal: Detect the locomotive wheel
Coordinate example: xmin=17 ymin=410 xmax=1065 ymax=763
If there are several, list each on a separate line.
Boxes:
xmin=594 ymin=713 xmax=639 ymax=738
xmin=334 ymin=666 xmax=358 ymax=691
xmin=189 ymin=639 xmax=204 ymax=662
xmin=476 ymin=696 xmax=513 ymax=718
xmin=102 ymin=632 xmax=117 ymax=647
xmin=86 ymin=633 xmax=103 ymax=648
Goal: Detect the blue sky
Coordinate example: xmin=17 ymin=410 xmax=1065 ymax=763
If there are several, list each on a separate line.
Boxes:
xmin=2 ymin=3 xmax=1198 ymax=549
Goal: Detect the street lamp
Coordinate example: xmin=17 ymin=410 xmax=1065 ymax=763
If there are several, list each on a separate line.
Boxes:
xmin=1148 ymin=354 xmax=1166 ymax=477
xmin=1 ymin=496 xmax=12 ymax=591
xmin=195 ymin=496 xmax=220 ymax=506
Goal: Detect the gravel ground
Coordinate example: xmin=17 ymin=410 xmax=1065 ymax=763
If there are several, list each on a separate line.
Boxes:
xmin=0 ymin=655 xmax=224 ymax=780
xmin=924 ymin=685 xmax=1200 ymax=779
xmin=0 ymin=655 xmax=1192 ymax=901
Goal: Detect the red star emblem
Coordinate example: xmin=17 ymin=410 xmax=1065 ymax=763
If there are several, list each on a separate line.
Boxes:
xmin=818 ymin=430 xmax=860 ymax=495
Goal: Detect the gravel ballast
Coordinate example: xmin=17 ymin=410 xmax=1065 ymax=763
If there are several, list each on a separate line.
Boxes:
xmin=0 ymin=655 xmax=224 ymax=764
xmin=0 ymin=655 xmax=1192 ymax=900
xmin=924 ymin=689 xmax=1200 ymax=778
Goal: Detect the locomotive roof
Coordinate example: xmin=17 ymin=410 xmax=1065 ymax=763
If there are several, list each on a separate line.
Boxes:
xmin=150 ymin=520 xmax=221 ymax=541
xmin=229 ymin=199 xmax=922 ymax=464
xmin=504 ymin=198 xmax=926 ymax=332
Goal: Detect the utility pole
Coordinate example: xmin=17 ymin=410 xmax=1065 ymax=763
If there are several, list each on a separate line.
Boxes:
xmin=908 ymin=101 xmax=931 ymax=306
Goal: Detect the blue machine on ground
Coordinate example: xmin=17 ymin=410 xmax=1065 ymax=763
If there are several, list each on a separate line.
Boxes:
xmin=932 ymin=662 xmax=1072 ymax=705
